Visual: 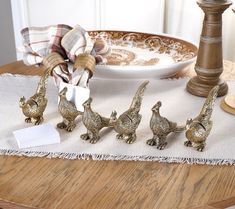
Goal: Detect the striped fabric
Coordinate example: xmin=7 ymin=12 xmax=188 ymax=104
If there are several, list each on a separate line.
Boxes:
xmin=21 ymin=24 xmax=72 ymax=85
xmin=20 ymin=24 xmax=110 ymax=86
xmin=61 ymin=25 xmax=94 ymax=63
xmin=61 ymin=25 xmax=109 ymax=66
xmin=60 ymin=25 xmax=96 ymax=87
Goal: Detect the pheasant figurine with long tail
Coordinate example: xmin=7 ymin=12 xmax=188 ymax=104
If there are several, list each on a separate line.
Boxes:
xmin=19 ymin=70 xmax=50 ymax=125
xmin=110 ymin=81 xmax=149 ymax=144
xmin=184 ymin=85 xmax=219 ymax=151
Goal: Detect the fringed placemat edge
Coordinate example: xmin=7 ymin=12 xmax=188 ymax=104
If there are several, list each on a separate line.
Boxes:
xmin=0 ymin=149 xmax=234 ymax=166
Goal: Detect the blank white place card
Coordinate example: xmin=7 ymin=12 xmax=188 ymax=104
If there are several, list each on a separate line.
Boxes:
xmin=13 ymin=124 xmax=60 ymax=149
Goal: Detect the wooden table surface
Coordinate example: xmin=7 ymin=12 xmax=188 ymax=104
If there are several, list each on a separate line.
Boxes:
xmin=0 ymin=61 xmax=235 ymax=209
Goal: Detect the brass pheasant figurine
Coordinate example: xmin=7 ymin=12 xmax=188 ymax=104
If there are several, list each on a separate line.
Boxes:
xmin=147 ymin=101 xmax=185 ymax=150
xmin=81 ymin=98 xmax=110 ymax=144
xmin=57 ymin=87 xmax=82 ymax=132
xmin=184 ymin=85 xmax=219 ymax=151
xmin=110 ymin=81 xmax=149 ymax=144
xmin=19 ymin=70 xmax=50 ymax=125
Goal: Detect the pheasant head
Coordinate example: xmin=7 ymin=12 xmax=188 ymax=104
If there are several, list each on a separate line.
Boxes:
xmin=19 ymin=96 xmax=26 ymax=108
xmin=59 ymin=87 xmax=68 ymax=98
xmin=83 ymin=98 xmax=92 ymax=109
xmin=109 ymin=110 xmax=117 ymax=126
xmin=151 ymin=101 xmax=162 ymax=113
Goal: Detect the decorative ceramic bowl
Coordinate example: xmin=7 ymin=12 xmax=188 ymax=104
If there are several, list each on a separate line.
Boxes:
xmin=89 ymin=31 xmax=197 ymax=79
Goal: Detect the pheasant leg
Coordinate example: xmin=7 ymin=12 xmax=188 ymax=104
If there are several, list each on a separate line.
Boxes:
xmin=156 ymin=136 xmax=167 ymax=150
xmin=196 ymin=141 xmax=206 ymax=152
xmin=184 ymin=140 xmax=192 ymax=147
xmin=125 ymin=133 xmax=136 ymax=144
xmin=81 ymin=130 xmax=92 ymax=141
xmin=146 ymin=135 xmax=158 ymax=146
xmin=116 ymin=133 xmax=124 ymax=140
xmin=89 ymin=130 xmax=100 ymax=144
xmin=66 ymin=121 xmax=76 ymax=132
xmin=25 ymin=117 xmax=32 ymax=123
xmin=34 ymin=116 xmax=44 ymax=125
xmin=57 ymin=120 xmax=67 ymax=129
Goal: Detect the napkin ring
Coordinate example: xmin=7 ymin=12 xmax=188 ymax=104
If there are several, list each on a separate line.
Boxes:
xmin=74 ymin=53 xmax=96 ymax=77
xmin=43 ymin=52 xmax=67 ymax=74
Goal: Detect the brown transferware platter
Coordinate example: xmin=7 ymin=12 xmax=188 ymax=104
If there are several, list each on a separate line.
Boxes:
xmin=89 ymin=30 xmax=197 ymax=79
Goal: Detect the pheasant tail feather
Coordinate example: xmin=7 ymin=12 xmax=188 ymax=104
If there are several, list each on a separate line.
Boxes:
xmin=130 ymin=80 xmax=149 ymax=112
xmin=101 ymin=116 xmax=110 ymax=127
xmin=200 ymin=85 xmax=219 ymax=117
xmin=36 ymin=69 xmax=51 ymax=96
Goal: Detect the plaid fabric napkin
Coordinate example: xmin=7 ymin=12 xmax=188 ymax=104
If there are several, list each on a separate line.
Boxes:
xmin=61 ymin=25 xmax=94 ymax=86
xmin=21 ymin=24 xmax=72 ymax=85
xmin=61 ymin=25 xmax=94 ymax=63
xmin=61 ymin=25 xmax=110 ymax=86
xmin=62 ymin=25 xmax=110 ymax=64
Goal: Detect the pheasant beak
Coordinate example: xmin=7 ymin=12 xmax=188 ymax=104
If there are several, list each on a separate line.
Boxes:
xmin=59 ymin=87 xmax=67 ymax=96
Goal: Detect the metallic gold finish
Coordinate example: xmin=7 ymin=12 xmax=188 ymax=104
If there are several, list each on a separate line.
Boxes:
xmin=81 ymin=98 xmax=110 ymax=144
xmin=74 ymin=53 xmax=96 ymax=77
xmin=184 ymin=85 xmax=219 ymax=151
xmin=19 ymin=70 xmax=50 ymax=125
xmin=109 ymin=81 xmax=149 ymax=144
xmin=42 ymin=52 xmax=67 ymax=74
xmin=19 ymin=52 xmax=68 ymax=125
xmin=146 ymin=101 xmax=185 ymax=150
xmin=57 ymin=87 xmax=82 ymax=132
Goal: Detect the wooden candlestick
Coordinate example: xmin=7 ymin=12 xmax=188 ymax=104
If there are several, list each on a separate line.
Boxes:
xmin=187 ymin=0 xmax=232 ymax=97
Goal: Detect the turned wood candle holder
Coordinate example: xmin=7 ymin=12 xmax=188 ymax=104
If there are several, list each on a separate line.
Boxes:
xmin=187 ymin=0 xmax=232 ymax=97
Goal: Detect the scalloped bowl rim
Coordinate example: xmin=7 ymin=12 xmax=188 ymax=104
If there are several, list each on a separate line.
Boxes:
xmin=91 ymin=31 xmax=198 ymax=79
